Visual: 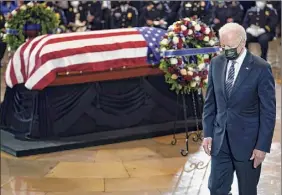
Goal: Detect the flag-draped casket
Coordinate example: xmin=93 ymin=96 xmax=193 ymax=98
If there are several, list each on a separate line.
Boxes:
xmin=0 ymin=27 xmax=203 ymax=154
xmin=6 ymin=27 xmax=165 ymax=90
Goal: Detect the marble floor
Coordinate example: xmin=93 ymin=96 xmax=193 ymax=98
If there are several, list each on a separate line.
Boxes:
xmin=0 ymin=40 xmax=281 ymax=195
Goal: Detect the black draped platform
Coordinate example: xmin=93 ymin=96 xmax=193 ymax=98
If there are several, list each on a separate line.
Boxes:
xmin=0 ymin=75 xmax=203 ymax=156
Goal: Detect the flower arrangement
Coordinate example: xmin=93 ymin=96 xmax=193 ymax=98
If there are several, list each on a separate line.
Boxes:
xmin=4 ymin=2 xmax=60 ymax=51
xmin=159 ymin=17 xmax=219 ymax=94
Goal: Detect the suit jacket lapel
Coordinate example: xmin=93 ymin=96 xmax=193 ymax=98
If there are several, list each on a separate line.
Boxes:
xmin=220 ymin=56 xmax=228 ymax=102
xmin=229 ymin=51 xmax=253 ymax=97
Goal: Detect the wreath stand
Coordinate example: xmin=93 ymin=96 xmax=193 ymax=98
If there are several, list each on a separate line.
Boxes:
xmin=163 ymin=47 xmax=220 ymax=156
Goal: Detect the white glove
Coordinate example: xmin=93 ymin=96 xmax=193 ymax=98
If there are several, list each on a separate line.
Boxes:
xmin=246 ymin=27 xmax=258 ymax=37
xmin=257 ymin=28 xmax=266 ymax=36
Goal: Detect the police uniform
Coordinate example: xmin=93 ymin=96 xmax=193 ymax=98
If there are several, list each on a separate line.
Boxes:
xmin=65 ymin=1 xmax=87 ymax=32
xmin=212 ymin=1 xmax=244 ymax=33
xmin=166 ymin=1 xmax=181 ymax=25
xmin=178 ymin=1 xmax=214 ymax=25
xmin=243 ymin=6 xmax=278 ymax=60
xmin=111 ymin=2 xmax=138 ymax=29
xmin=0 ymin=13 xmax=6 ymax=67
xmin=139 ymin=1 xmax=171 ymax=29
xmin=81 ymin=1 xmax=103 ymax=31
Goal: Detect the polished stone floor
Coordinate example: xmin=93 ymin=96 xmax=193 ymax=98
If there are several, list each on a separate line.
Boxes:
xmin=0 ymin=40 xmax=281 ymax=195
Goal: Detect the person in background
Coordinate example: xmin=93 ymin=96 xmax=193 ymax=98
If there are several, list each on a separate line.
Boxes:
xmin=0 ymin=12 xmax=6 ymax=68
xmin=0 ymin=1 xmax=18 ymax=16
xmin=46 ymin=1 xmax=67 ymax=33
xmin=212 ymin=0 xmax=244 ymax=33
xmin=239 ymin=1 xmax=256 ymax=16
xmin=178 ymin=1 xmax=214 ymax=26
xmin=267 ymin=1 xmax=281 ymax=37
xmin=165 ymin=1 xmax=181 ymax=26
xmin=243 ymin=1 xmax=278 ymax=61
xmin=65 ymin=1 xmax=87 ymax=32
xmin=80 ymin=1 xmax=103 ymax=31
xmin=111 ymin=1 xmax=138 ymax=29
xmin=139 ymin=1 xmax=171 ymax=29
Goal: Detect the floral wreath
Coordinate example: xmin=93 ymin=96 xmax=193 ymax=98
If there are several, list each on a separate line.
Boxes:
xmin=159 ymin=17 xmax=219 ymax=94
xmin=4 ymin=2 xmax=60 ymax=51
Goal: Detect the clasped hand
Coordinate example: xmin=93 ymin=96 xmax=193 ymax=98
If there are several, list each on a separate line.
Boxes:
xmin=246 ymin=27 xmax=266 ymax=37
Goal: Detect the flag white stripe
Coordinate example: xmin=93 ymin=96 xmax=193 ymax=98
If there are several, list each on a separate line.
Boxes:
xmin=5 ymin=60 xmax=13 ymax=88
xmin=28 ymin=28 xmax=139 ymax=76
xmin=13 ymin=44 xmax=24 ymax=83
xmin=25 ymin=47 xmax=148 ymax=89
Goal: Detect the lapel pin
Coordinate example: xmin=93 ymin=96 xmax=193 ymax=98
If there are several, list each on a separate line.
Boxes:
xmin=246 ymin=67 xmax=249 ymax=70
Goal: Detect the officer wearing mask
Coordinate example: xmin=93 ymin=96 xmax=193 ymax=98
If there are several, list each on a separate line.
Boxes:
xmin=212 ymin=1 xmax=244 ymax=33
xmin=81 ymin=1 xmax=103 ymax=31
xmin=139 ymin=1 xmax=171 ymax=29
xmin=243 ymin=1 xmax=278 ymax=60
xmin=178 ymin=1 xmax=214 ymax=26
xmin=111 ymin=1 xmax=138 ymax=29
xmin=0 ymin=12 xmax=6 ymax=67
xmin=267 ymin=1 xmax=281 ymax=37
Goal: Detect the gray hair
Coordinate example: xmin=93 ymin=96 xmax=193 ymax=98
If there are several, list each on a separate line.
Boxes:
xmin=218 ymin=23 xmax=247 ymax=42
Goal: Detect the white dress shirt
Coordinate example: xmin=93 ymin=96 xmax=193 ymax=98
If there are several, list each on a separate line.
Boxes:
xmin=225 ymin=48 xmax=247 ymax=85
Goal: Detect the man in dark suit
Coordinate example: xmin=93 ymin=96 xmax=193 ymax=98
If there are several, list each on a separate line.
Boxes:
xmin=202 ymin=22 xmax=276 ymax=195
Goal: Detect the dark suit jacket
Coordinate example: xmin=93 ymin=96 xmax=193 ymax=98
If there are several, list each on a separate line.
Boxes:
xmin=202 ymin=51 xmax=276 ymax=161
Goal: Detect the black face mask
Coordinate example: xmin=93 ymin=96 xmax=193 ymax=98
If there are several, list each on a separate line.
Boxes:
xmin=223 ymin=38 xmax=242 ymax=60
xmin=224 ymin=48 xmax=239 ymax=60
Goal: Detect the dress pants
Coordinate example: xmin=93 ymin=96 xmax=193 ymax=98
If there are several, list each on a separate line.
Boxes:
xmin=208 ymin=131 xmax=261 ymax=195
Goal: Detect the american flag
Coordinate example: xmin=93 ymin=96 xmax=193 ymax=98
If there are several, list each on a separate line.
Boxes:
xmin=5 ymin=27 xmax=166 ymax=90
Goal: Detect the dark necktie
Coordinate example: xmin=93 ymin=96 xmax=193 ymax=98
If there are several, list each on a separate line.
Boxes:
xmin=225 ymin=61 xmax=236 ymax=97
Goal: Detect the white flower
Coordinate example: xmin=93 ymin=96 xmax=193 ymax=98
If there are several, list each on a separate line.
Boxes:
xmin=27 ymin=2 xmax=34 ymax=7
xmin=209 ymin=40 xmax=215 ymax=46
xmin=188 ymin=29 xmax=193 ymax=35
xmin=8 ymin=46 xmax=11 ymax=52
xmin=160 ymin=38 xmax=169 ymax=46
xmin=170 ymin=58 xmax=178 ymax=65
xmin=204 ymin=78 xmax=208 ymax=84
xmin=188 ymin=67 xmax=194 ymax=71
xmin=194 ymin=24 xmax=201 ymax=31
xmin=190 ymin=82 xmax=197 ymax=87
xmin=182 ymin=37 xmax=185 ymax=42
xmin=3 ymin=34 xmax=7 ymax=39
xmin=4 ymin=23 xmax=9 ymax=28
xmin=20 ymin=5 xmax=27 ymax=10
xmin=171 ymin=74 xmax=178 ymax=80
xmin=204 ymin=28 xmax=211 ymax=35
xmin=198 ymin=63 xmax=206 ymax=71
xmin=187 ymin=71 xmax=193 ymax=76
xmin=180 ymin=69 xmax=187 ymax=76
xmin=194 ymin=76 xmax=201 ymax=82
xmin=184 ymin=17 xmax=190 ymax=21
xmin=204 ymin=54 xmax=210 ymax=59
xmin=203 ymin=36 xmax=210 ymax=42
xmin=11 ymin=10 xmax=17 ymax=16
xmin=172 ymin=36 xmax=179 ymax=44
xmin=160 ymin=47 xmax=167 ymax=52
xmin=168 ymin=31 xmax=175 ymax=37
xmin=168 ymin=25 xmax=174 ymax=31
xmin=181 ymin=25 xmax=187 ymax=31
xmin=191 ymin=21 xmax=197 ymax=26
xmin=46 ymin=6 xmax=51 ymax=10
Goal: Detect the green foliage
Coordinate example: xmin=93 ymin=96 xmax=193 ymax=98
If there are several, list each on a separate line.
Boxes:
xmin=4 ymin=3 xmax=60 ymax=51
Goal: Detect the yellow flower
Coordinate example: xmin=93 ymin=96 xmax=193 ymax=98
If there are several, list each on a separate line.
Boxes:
xmin=171 ymin=74 xmax=178 ymax=80
xmin=55 ymin=13 xmax=60 ymax=19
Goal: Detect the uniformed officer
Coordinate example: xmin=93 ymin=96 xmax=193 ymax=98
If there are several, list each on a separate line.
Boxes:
xmin=45 ymin=1 xmax=67 ymax=33
xmin=178 ymin=1 xmax=214 ymax=26
xmin=111 ymin=1 xmax=138 ymax=29
xmin=212 ymin=1 xmax=244 ymax=33
xmin=0 ymin=12 xmax=6 ymax=67
xmin=243 ymin=1 xmax=278 ymax=60
xmin=81 ymin=1 xmax=103 ymax=31
xmin=139 ymin=1 xmax=171 ymax=29
xmin=166 ymin=1 xmax=181 ymax=26
xmin=267 ymin=1 xmax=281 ymax=37
xmin=65 ymin=1 xmax=87 ymax=32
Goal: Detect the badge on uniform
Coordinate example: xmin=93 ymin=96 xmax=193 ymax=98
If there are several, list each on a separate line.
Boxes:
xmin=265 ymin=11 xmax=269 ymax=16
xmin=127 ymin=12 xmax=132 ymax=19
